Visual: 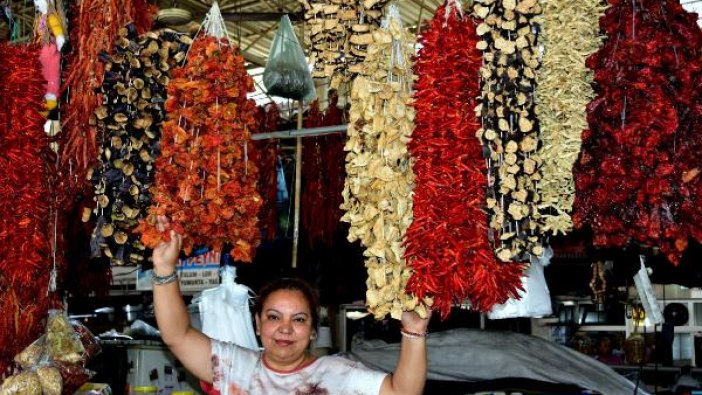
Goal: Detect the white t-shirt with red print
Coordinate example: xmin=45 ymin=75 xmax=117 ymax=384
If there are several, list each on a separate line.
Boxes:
xmin=211 ymin=340 xmax=388 ymax=395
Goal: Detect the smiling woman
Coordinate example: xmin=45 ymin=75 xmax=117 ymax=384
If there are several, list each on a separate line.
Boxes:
xmin=152 ymin=217 xmax=430 ymax=395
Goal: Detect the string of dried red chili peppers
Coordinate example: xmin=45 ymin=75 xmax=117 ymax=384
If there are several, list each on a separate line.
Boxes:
xmin=299 ymin=95 xmax=347 ymax=250
xmin=0 ymin=43 xmax=55 ymax=375
xmin=302 ymin=101 xmax=326 ymax=248
xmin=60 ymin=0 xmax=155 ymax=200
xmin=573 ymin=0 xmax=702 ymax=264
xmin=138 ymin=36 xmax=262 ymax=262
xmin=252 ymin=103 xmax=281 ymax=241
xmin=473 ymin=0 xmax=545 ymax=263
xmin=405 ymin=2 xmax=523 ymax=318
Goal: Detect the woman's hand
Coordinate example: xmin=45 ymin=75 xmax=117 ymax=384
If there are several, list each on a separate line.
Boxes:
xmin=152 ymin=215 xmax=182 ymax=276
xmin=400 ymin=309 xmax=432 ymax=334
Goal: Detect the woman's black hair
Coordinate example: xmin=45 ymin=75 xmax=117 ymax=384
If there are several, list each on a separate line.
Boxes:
xmin=254 ymin=278 xmax=320 ymax=329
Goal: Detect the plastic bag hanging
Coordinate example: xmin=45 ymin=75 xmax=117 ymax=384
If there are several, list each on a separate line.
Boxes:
xmin=198 ymin=266 xmax=258 ymax=350
xmin=263 ymin=15 xmax=316 ymax=102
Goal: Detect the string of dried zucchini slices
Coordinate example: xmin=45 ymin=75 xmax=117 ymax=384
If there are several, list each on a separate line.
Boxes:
xmin=341 ymin=6 xmax=429 ymax=320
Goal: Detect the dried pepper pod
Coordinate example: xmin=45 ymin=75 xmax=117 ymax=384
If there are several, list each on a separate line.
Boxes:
xmin=89 ymin=26 xmax=190 ymax=265
xmin=573 ymin=0 xmax=702 ymax=264
xmin=138 ymin=35 xmax=262 ymax=262
xmin=341 ymin=6 xmax=428 ymax=320
xmin=473 ymin=0 xmax=545 ymax=262
xmin=299 ymin=0 xmax=388 ymax=89
xmin=405 ymin=0 xmax=524 ymax=319
xmin=535 ymin=0 xmax=606 ymax=236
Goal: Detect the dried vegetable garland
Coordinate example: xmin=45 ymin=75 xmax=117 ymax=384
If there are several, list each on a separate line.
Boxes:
xmin=535 ymin=0 xmax=606 ymax=236
xmin=0 ymin=43 xmax=55 ymax=375
xmin=473 ymin=0 xmax=545 ymax=263
xmin=573 ymin=0 xmax=702 ymax=264
xmin=302 ymin=101 xmax=326 ymax=248
xmin=341 ymin=8 xmax=429 ymax=319
xmin=88 ymin=26 xmax=191 ymax=265
xmin=60 ymin=0 xmax=154 ymax=198
xmin=252 ymin=103 xmax=281 ymax=241
xmin=138 ymin=36 xmax=262 ymax=262
xmin=301 ymin=97 xmax=347 ymax=248
xmin=405 ymin=1 xmax=524 ymax=318
xmin=299 ymin=0 xmax=388 ymax=89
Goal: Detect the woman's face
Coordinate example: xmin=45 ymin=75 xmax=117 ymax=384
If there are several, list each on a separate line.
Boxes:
xmin=256 ymin=289 xmax=314 ymax=369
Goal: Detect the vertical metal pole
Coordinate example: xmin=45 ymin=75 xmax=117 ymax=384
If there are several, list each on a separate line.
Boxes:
xmin=292 ymin=101 xmax=304 ymax=268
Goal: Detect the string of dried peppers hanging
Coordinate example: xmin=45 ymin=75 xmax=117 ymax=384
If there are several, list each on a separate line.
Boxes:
xmin=573 ymin=0 xmax=702 ymax=264
xmin=473 ymin=0 xmax=545 ymax=263
xmin=0 ymin=43 xmax=55 ymax=375
xmin=252 ymin=103 xmax=281 ymax=242
xmin=535 ymin=0 xmax=606 ymax=237
xmin=138 ymin=35 xmax=262 ymax=262
xmin=299 ymin=0 xmax=388 ymax=89
xmin=88 ymin=26 xmax=191 ymax=265
xmin=405 ymin=0 xmax=524 ymax=318
xmin=302 ymin=101 xmax=327 ymax=248
xmin=341 ymin=6 xmax=429 ymax=320
xmin=60 ymin=0 xmax=155 ymax=198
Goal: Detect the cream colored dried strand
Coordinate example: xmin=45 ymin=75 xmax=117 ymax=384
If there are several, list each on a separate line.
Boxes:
xmin=535 ymin=0 xmax=608 ymax=236
xmin=341 ymin=9 xmax=429 ymax=320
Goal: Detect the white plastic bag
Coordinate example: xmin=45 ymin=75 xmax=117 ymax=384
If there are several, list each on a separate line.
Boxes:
xmin=198 ymin=266 xmax=259 ymax=350
xmin=488 ymin=246 xmax=554 ymax=319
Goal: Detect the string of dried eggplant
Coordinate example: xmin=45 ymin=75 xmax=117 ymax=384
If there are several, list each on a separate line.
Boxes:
xmin=405 ymin=0 xmax=524 ymax=318
xmin=341 ymin=7 xmax=428 ymax=320
xmin=299 ymin=0 xmax=388 ymax=89
xmin=88 ymin=26 xmax=191 ymax=265
xmin=473 ymin=0 xmax=545 ymax=263
xmin=535 ymin=0 xmax=606 ymax=236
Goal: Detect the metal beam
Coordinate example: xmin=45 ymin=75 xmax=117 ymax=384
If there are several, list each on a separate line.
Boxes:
xmin=221 ymin=12 xmax=303 ymax=22
xmin=251 ymin=124 xmax=347 ymax=140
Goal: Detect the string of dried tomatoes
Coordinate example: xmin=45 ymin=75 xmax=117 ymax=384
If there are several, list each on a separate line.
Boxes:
xmin=138 ymin=36 xmax=262 ymax=262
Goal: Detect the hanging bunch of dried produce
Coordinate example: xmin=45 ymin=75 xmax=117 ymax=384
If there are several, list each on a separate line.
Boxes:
xmin=341 ymin=6 xmax=429 ymax=320
xmin=535 ymin=0 xmax=606 ymax=236
xmin=299 ymin=0 xmax=388 ymax=89
xmin=573 ymin=0 xmax=702 ymax=264
xmin=302 ymin=95 xmax=348 ymax=249
xmin=0 ymin=43 xmax=55 ymax=375
xmin=87 ymin=26 xmax=190 ymax=265
xmin=320 ymin=94 xmax=347 ymax=241
xmin=473 ymin=0 xmax=544 ymax=263
xmin=60 ymin=0 xmax=155 ymax=199
xmin=137 ymin=35 xmax=262 ymax=262
xmin=302 ymin=101 xmax=326 ymax=248
xmin=405 ymin=0 xmax=524 ymax=318
xmin=252 ymin=103 xmax=281 ymax=241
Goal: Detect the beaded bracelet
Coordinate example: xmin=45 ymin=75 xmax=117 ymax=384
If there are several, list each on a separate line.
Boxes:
xmin=400 ymin=327 xmax=429 ymax=340
xmin=151 ymin=270 xmax=178 ymax=286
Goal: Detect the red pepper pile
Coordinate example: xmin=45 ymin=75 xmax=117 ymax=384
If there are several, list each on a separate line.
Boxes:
xmin=0 ymin=43 xmax=56 ymax=374
xmin=252 ymin=103 xmax=281 ymax=241
xmin=573 ymin=0 xmax=702 ymax=264
xmin=404 ymin=3 xmax=523 ymax=318
xmin=138 ymin=36 xmax=262 ymax=262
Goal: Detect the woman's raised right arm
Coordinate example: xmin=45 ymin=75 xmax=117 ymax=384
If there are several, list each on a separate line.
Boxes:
xmin=152 ymin=216 xmax=213 ymax=382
